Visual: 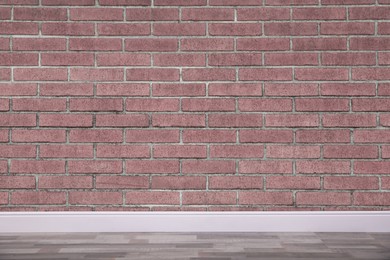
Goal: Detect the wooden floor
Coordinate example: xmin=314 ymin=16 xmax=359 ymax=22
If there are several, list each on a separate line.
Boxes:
xmin=0 ymin=232 xmax=390 ymax=259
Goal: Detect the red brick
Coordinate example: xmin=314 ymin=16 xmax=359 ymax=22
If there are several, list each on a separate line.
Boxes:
xmin=209 ymin=23 xmax=261 ymax=36
xmin=265 ymin=114 xmax=319 ymax=127
xmin=42 ymin=0 xmax=95 ymax=5
xmin=126 ymin=160 xmax=179 ymax=174
xmin=321 ymin=22 xmax=374 ymax=35
xmin=296 ymin=98 xmax=349 ymax=111
xmin=153 ymin=23 xmax=205 ymax=36
xmin=98 ymin=23 xmax=150 ymax=36
xmin=182 ymin=98 xmax=235 ymax=112
xmin=153 ymin=83 xmax=206 ymax=97
xmin=0 ymin=68 xmax=11 ymax=81
xmin=40 ymin=114 xmax=92 ymax=127
xmin=323 ymin=114 xmax=376 ymax=128
xmin=97 ymin=83 xmax=149 ymax=96
xmin=209 ymin=176 xmax=263 ymax=190
xmin=240 ymin=191 xmax=293 ymax=205
xmin=96 ymin=176 xmax=149 ymax=189
xmin=267 ymin=0 xmax=318 ymax=5
xmin=381 ymin=114 xmax=390 ymax=126
xmin=324 ymin=176 xmax=378 ymax=190
xmin=321 ymin=83 xmax=375 ymax=96
xmin=355 ymin=161 xmax=390 ymax=174
xmin=0 ymin=0 xmax=38 ymax=4
xmin=379 ymin=53 xmax=390 ymax=65
xmin=40 ymin=145 xmax=93 ymax=158
xmin=40 ymin=83 xmax=93 ymax=96
xmin=211 ymin=145 xmax=264 ymax=158
xmin=125 ymin=38 xmax=178 ymax=52
xmin=349 ymin=7 xmax=390 ymax=20
xmin=153 ymin=114 xmax=205 ymax=127
xmin=0 ymin=98 xmax=9 ymax=111
xmin=0 ymin=7 xmax=11 ymax=19
xmin=0 ymin=53 xmax=38 ymax=66
xmin=382 ymin=177 xmax=390 ymax=189
xmin=126 ymin=8 xmax=179 ymax=21
xmin=378 ymin=22 xmax=390 ymax=35
xmin=68 ymin=160 xmax=122 ymax=174
xmin=100 ymin=0 xmax=151 ymax=5
xmin=324 ymin=145 xmax=378 ymax=159
xmin=237 ymin=38 xmax=290 ymax=51
xmin=297 ymin=192 xmax=351 ymax=205
xmin=0 ymin=160 xmax=8 ymax=173
xmin=183 ymin=68 xmax=235 ymax=82
xmin=293 ymin=7 xmax=346 ymax=20
xmin=11 ymin=160 xmax=65 ymax=174
xmin=240 ymin=130 xmax=293 ymax=143
xmin=209 ymin=54 xmax=262 ymax=66
xmin=182 ymin=160 xmax=235 ymax=174
xmin=182 ymin=8 xmax=234 ymax=21
xmin=14 ymin=68 xmax=67 ymax=81
xmin=126 ymin=98 xmax=179 ymax=112
xmin=209 ymin=114 xmax=263 ymax=128
xmin=382 ymin=146 xmax=390 ymax=159
xmin=237 ymin=8 xmax=290 ymax=21
xmin=69 ymin=191 xmax=122 ymax=205
xmin=183 ymin=130 xmax=236 ymax=143
xmin=322 ymin=52 xmax=376 ymax=66
xmin=353 ymin=193 xmax=390 ymax=206
xmin=97 ymin=114 xmax=149 ymax=127
xmin=267 ymin=145 xmax=320 ymax=159
xmin=240 ymin=160 xmax=289 ymax=174
xmin=0 ymin=176 xmax=35 ymax=189
xmin=42 ymin=22 xmax=94 ymax=35
xmin=13 ymin=37 xmax=65 ymax=50
xmin=154 ymin=54 xmax=205 ymax=67
xmin=239 ymin=68 xmax=293 ymax=81
xmin=0 ymin=114 xmax=36 ymax=127
xmin=0 ymin=130 xmax=8 ymax=142
xmin=209 ymin=84 xmax=262 ymax=96
xmin=350 ymin=38 xmax=390 ymax=51
xmin=11 ymin=191 xmax=66 ymax=205
xmin=296 ymin=160 xmax=350 ymax=174
xmin=267 ymin=176 xmax=320 ymax=189
xmin=126 ymin=191 xmax=180 ymax=205
xmin=353 ymin=68 xmax=390 ymax=80
xmin=13 ymin=98 xmax=66 ymax=111
xmin=0 ymin=83 xmax=36 ymax=96
xmin=265 ymin=53 xmax=318 ymax=66
xmin=295 ymin=68 xmax=349 ymax=81
xmin=265 ymin=22 xmax=317 ymax=36
xmin=183 ymin=191 xmax=236 ymax=205
xmin=264 ymin=83 xmax=318 ymax=96
xmin=39 ymin=176 xmax=92 ymax=189
xmin=0 ymin=38 xmax=9 ymax=50
xmin=14 ymin=7 xmax=67 ymax=20
xmin=70 ymin=8 xmax=123 ymax=20
xmin=70 ymin=98 xmax=123 ymax=111
xmin=155 ymin=0 xmax=206 ymax=5
xmin=211 ymin=0 xmax=262 ymax=5
xmin=126 ymin=68 xmax=179 ymax=81
xmin=151 ymin=176 xmax=205 ymax=189
xmin=126 ymin=130 xmax=179 ymax=143
xmin=12 ymin=129 xmax=65 ymax=143
xmin=293 ymin=38 xmax=347 ymax=51
xmin=181 ymin=38 xmax=234 ymax=51
xmin=239 ymin=98 xmax=292 ymax=112
xmin=70 ymin=129 xmax=123 ymax=143
xmin=154 ymin=145 xmax=206 ymax=158
xmin=355 ymin=130 xmax=390 ymax=143
xmin=322 ymin=0 xmax=374 ymax=4
xmin=70 ymin=68 xmax=124 ymax=81
xmin=353 ymin=98 xmax=390 ymax=111
xmin=0 ymin=145 xmax=36 ymax=158
xmin=296 ymin=130 xmax=350 ymax=143
xmin=42 ymin=53 xmax=94 ymax=66
xmin=97 ymin=145 xmax=150 ymax=158
xmin=70 ymin=38 xmax=122 ymax=51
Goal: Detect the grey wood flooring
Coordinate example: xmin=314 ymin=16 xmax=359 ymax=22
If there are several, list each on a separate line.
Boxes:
xmin=0 ymin=232 xmax=389 ymax=259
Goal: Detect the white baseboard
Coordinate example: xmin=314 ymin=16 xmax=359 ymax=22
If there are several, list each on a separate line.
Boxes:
xmin=0 ymin=211 xmax=389 ymax=233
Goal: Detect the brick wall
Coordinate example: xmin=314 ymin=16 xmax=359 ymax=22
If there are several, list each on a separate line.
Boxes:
xmin=0 ymin=0 xmax=390 ymax=211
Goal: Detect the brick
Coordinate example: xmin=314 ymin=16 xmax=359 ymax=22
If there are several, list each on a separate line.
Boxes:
xmin=71 ymin=68 xmax=124 ymax=81
xmin=98 ymin=23 xmax=150 ymax=36
xmin=13 ymin=38 xmax=66 ymax=50
xmin=69 ymin=191 xmax=122 ymax=205
xmin=182 ymin=160 xmax=235 ymax=174
xmin=68 ymin=160 xmax=122 ymax=174
xmin=324 ymin=177 xmax=378 ymax=190
xmin=126 ymin=191 xmax=179 ymax=205
xmin=237 ymin=38 xmax=290 ymax=51
xmin=40 ymin=114 xmax=92 ymax=127
xmin=151 ymin=176 xmax=205 ymax=189
xmin=353 ymin=193 xmax=390 ymax=206
xmin=296 ymin=160 xmax=350 ymax=174
xmin=211 ymin=0 xmax=262 ymax=5
xmin=181 ymin=38 xmax=234 ymax=51
xmin=379 ymin=53 xmax=390 ymax=65
xmin=155 ymin=0 xmax=206 ymax=5
xmin=240 ymin=130 xmax=293 ymax=143
xmin=99 ymin=0 xmax=151 ymax=5
xmin=353 ymin=98 xmax=390 ymax=111
xmin=267 ymin=0 xmax=319 ymax=5
xmin=70 ymin=98 xmax=122 ymax=111
xmin=350 ymin=38 xmax=390 ymax=51
xmin=296 ymin=130 xmax=350 ymax=143
xmin=382 ymin=177 xmax=390 ymax=189
xmin=264 ymin=83 xmax=318 ymax=96
xmin=182 ymin=8 xmax=234 ymax=21
xmin=183 ymin=191 xmax=236 ymax=205
xmin=125 ymin=39 xmax=178 ymax=52
xmin=239 ymin=68 xmax=293 ymax=81
xmin=0 ymin=0 xmax=38 ymax=4
xmin=239 ymin=98 xmax=292 ymax=112
xmin=154 ymin=145 xmax=206 ymax=158
xmin=209 ymin=23 xmax=261 ymax=36
xmin=154 ymin=54 xmax=205 ymax=67
xmin=354 ymin=130 xmax=390 ymax=143
xmin=126 ymin=98 xmax=179 ymax=112
xmin=126 ymin=68 xmax=179 ymax=81
xmin=0 ymin=160 xmax=8 ymax=173
xmin=268 ymin=145 xmax=320 ymax=159
xmin=40 ymin=83 xmax=93 ymax=96
xmin=295 ymin=68 xmax=349 ymax=81
xmin=126 ymin=8 xmax=179 ymax=21
xmin=378 ymin=23 xmax=390 ymax=35
xmin=183 ymin=130 xmax=236 ymax=143
xmin=70 ymin=8 xmax=123 ymax=21
xmin=97 ymin=114 xmax=149 ymax=127
xmin=0 ymin=38 xmax=9 ymax=50
xmin=209 ymin=114 xmax=263 ymax=128
xmin=209 ymin=176 xmax=263 ymax=190
xmin=40 ymin=145 xmax=93 ymax=158
xmin=97 ymin=83 xmax=149 ymax=97
xmin=349 ymin=7 xmax=390 ymax=20
xmin=42 ymin=22 xmax=94 ymax=35
xmin=126 ymin=160 xmax=179 ymax=174
xmin=321 ymin=83 xmax=375 ymax=96
xmin=0 ymin=130 xmax=8 ymax=142
xmin=39 ymin=176 xmax=93 ymax=189
xmin=97 ymin=145 xmax=150 ymax=158
xmin=265 ymin=22 xmax=317 ymax=36
xmin=13 ymin=98 xmax=66 ymax=111
xmin=209 ymin=83 xmax=262 ymax=96
xmin=0 ymin=98 xmax=9 ymax=111
xmin=42 ymin=53 xmax=94 ymax=66
xmin=381 ymin=114 xmax=390 ymax=126
xmin=153 ymin=23 xmax=205 ymax=36
xmin=322 ymin=52 xmax=376 ymax=66
xmin=210 ymin=145 xmax=264 ymax=158
xmin=352 ymin=68 xmax=390 ymax=80
xmin=265 ymin=114 xmax=319 ymax=127
xmin=11 ymin=191 xmax=66 ymax=205
xmin=126 ymin=130 xmax=179 ymax=143
xmin=0 ymin=7 xmax=11 ymax=19
xmin=355 ymin=161 xmax=390 ymax=174
xmin=96 ymin=176 xmax=149 ymax=189
xmin=0 ymin=145 xmax=36 ymax=158
xmin=11 ymin=160 xmax=65 ymax=174
xmin=0 ymin=114 xmax=36 ymax=127
xmin=265 ymin=53 xmax=318 ymax=66
xmin=0 ymin=68 xmax=11 ymax=81
xmin=12 ymin=129 xmax=65 ymax=143
xmin=323 ymin=114 xmax=376 ymax=128
xmin=182 ymin=98 xmax=235 ymax=112
xmin=43 ymin=0 xmax=95 ymax=5
xmin=296 ymin=98 xmax=349 ymax=111
xmin=0 ymin=53 xmax=38 ymax=66
xmin=14 ymin=7 xmax=67 ymax=20
xmin=267 ymin=176 xmax=320 ymax=189
xmin=237 ymin=8 xmax=290 ymax=21
xmin=70 ymin=130 xmax=123 ymax=143
xmin=0 ymin=176 xmax=35 ymax=189
xmin=324 ymin=145 xmax=378 ymax=159
xmin=239 ymin=191 xmax=293 ymax=205
xmin=321 ymin=22 xmax=374 ymax=35
xmin=183 ymin=69 xmax=235 ymax=82
xmin=152 ymin=114 xmax=205 ymax=127
xmin=70 ymin=38 xmax=122 ymax=51
xmin=382 ymin=146 xmax=390 ymax=159
xmin=296 ymin=192 xmax=351 ymax=205
xmin=153 ymin=84 xmax=206 ymax=97
xmin=209 ymin=54 xmax=262 ymax=66
xmin=14 ymin=68 xmax=67 ymax=81
xmin=293 ymin=7 xmax=346 ymax=20
xmin=322 ymin=0 xmax=374 ymax=4
xmin=293 ymin=38 xmax=347 ymax=51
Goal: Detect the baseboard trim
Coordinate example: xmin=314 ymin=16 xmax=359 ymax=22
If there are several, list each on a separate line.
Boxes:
xmin=0 ymin=211 xmax=389 ymax=233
